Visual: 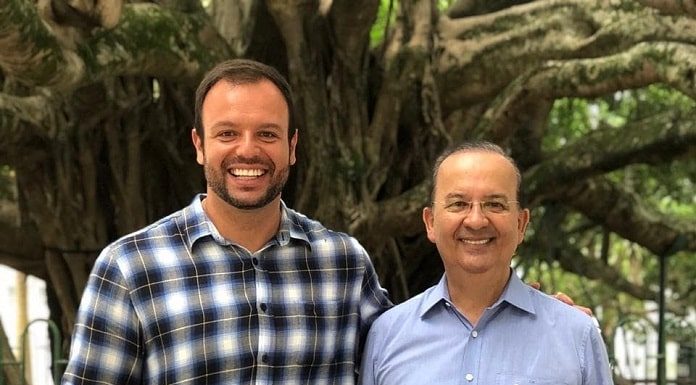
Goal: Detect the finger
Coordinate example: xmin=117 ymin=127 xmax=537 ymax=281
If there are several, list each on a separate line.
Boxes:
xmin=529 ymin=281 xmax=541 ymax=290
xmin=574 ymin=305 xmax=593 ymax=317
xmin=553 ymin=291 xmax=575 ymax=306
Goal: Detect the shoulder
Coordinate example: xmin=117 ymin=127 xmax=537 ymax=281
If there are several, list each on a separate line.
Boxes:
xmin=285 ymin=206 xmax=368 ymax=255
xmin=527 ymin=287 xmax=596 ymax=333
xmin=96 ymin=206 xmax=191 ymax=268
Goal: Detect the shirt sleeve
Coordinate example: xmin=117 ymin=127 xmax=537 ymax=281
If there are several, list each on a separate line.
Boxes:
xmin=358 ymin=246 xmax=392 ymax=338
xmin=358 ymin=323 xmax=381 ymax=385
xmin=62 ymin=246 xmax=142 ymax=385
xmin=355 ymin=241 xmax=392 ymax=369
xmin=582 ymin=322 xmax=614 ymax=385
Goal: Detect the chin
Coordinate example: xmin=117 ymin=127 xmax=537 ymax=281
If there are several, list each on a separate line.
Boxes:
xmin=449 ymin=260 xmax=492 ymax=275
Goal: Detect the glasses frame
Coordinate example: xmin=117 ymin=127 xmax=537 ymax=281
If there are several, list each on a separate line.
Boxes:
xmin=433 ymin=199 xmax=520 ymax=216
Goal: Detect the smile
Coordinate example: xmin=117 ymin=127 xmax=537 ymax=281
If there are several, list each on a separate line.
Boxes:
xmin=461 ymin=238 xmax=492 ymax=245
xmin=230 ymin=168 xmax=266 ymax=177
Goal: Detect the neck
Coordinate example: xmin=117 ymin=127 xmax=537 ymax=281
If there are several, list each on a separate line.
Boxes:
xmin=445 ymin=267 xmax=511 ymax=326
xmin=202 ymin=194 xmax=282 ymax=253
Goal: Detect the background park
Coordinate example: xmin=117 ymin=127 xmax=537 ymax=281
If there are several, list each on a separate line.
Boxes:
xmin=0 ymin=0 xmax=695 ymax=384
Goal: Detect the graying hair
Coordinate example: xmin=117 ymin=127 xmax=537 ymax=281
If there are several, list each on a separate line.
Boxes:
xmin=429 ymin=141 xmax=523 ymax=206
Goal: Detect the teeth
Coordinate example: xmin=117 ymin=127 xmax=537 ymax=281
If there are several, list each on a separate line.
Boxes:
xmin=232 ymin=169 xmax=264 ymax=177
xmin=462 ymin=239 xmax=490 ymax=245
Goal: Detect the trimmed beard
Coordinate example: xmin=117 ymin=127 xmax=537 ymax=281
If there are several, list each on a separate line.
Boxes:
xmin=204 ymin=159 xmax=290 ymax=210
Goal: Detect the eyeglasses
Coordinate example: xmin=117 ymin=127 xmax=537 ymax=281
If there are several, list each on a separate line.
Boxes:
xmin=437 ymin=199 xmax=519 ymax=215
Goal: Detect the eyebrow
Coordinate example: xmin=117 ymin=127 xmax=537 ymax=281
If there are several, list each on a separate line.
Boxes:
xmin=209 ymin=121 xmax=284 ymax=132
xmin=443 ymin=193 xmax=510 ymax=200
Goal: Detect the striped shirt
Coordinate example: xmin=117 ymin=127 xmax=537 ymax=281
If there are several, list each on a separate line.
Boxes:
xmin=62 ymin=195 xmax=392 ymax=385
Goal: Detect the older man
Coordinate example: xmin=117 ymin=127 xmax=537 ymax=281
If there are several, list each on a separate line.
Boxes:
xmin=359 ymin=141 xmax=613 ymax=385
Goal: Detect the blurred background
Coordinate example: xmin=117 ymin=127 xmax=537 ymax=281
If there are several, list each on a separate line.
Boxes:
xmin=1 ymin=0 xmax=694 ymax=384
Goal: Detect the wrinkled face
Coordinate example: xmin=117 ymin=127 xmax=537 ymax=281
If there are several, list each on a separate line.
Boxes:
xmin=423 ymin=151 xmax=529 ymax=276
xmin=192 ymin=79 xmax=297 ymax=210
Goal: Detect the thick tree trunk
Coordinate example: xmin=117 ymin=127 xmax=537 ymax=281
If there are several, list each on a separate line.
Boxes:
xmin=1 ymin=0 xmax=695 ymax=366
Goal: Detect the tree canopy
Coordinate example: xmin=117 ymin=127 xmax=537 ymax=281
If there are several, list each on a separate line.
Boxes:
xmin=1 ymin=0 xmax=695 ymax=382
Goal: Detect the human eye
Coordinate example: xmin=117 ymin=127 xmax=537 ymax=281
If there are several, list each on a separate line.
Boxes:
xmin=445 ymin=200 xmax=471 ymax=212
xmin=258 ymin=130 xmax=280 ymax=141
xmin=482 ymin=200 xmax=509 ymax=213
xmin=217 ymin=130 xmax=237 ymax=140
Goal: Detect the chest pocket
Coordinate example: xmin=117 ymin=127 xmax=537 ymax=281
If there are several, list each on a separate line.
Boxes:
xmin=496 ymin=374 xmax=572 ymax=385
xmin=279 ymin=300 xmax=348 ymax=365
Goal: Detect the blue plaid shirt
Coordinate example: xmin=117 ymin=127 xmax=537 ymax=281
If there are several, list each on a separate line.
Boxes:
xmin=63 ymin=195 xmax=392 ymax=385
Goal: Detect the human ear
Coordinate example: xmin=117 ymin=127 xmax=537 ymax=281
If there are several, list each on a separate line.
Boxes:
xmin=191 ymin=128 xmax=205 ymax=165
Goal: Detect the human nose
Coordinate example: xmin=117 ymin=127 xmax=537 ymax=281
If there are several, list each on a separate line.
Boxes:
xmin=236 ymin=132 xmax=260 ymax=156
xmin=462 ymin=202 xmax=489 ymax=228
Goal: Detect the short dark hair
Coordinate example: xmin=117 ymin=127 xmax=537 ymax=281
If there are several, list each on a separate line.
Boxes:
xmin=429 ymin=141 xmax=523 ymax=206
xmin=193 ymin=59 xmax=297 ymax=140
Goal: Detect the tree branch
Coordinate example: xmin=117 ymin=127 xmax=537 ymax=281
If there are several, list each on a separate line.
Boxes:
xmin=353 ymin=180 xmax=431 ymax=250
xmin=328 ymin=0 xmax=380 ymax=70
xmin=559 ymin=176 xmax=696 ymax=256
xmin=524 ymin=108 xmax=696 ymax=201
xmin=636 ymin=0 xmax=696 ymax=17
xmin=367 ymin=0 xmax=435 ymax=195
xmin=0 ymin=0 xmax=231 ymax=91
xmin=0 ymin=0 xmax=84 ymax=89
xmin=0 ymin=92 xmax=54 ymax=127
xmin=210 ymin=0 xmax=258 ymax=56
xmin=447 ymin=0 xmax=534 ymax=17
xmin=436 ymin=0 xmax=696 ymax=114
xmin=0 ymin=215 xmax=45 ymax=278
xmin=478 ymin=42 xmax=696 ymax=140
xmin=528 ymin=236 xmax=659 ymax=302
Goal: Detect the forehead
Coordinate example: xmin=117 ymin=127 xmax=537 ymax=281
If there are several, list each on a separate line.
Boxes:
xmin=435 ymin=151 xmax=518 ymax=197
xmin=204 ymin=79 xmax=284 ymax=108
xmin=202 ymin=79 xmax=289 ymax=126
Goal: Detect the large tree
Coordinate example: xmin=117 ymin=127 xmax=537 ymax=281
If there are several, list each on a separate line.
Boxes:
xmin=1 ymin=0 xmax=695 ymax=382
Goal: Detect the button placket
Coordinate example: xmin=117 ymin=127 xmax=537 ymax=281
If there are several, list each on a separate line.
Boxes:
xmin=254 ymin=251 xmax=273 ymax=377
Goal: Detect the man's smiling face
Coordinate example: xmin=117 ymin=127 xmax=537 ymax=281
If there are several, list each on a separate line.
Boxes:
xmin=193 ymin=79 xmax=297 ymax=210
xmin=423 ymin=150 xmax=529 ymax=276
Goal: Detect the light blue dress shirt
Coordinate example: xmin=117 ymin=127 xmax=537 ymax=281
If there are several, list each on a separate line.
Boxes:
xmin=359 ymin=271 xmax=613 ymax=385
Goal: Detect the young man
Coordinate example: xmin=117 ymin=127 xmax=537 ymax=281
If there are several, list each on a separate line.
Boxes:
xmin=359 ymin=142 xmax=613 ymax=385
xmin=62 ymin=59 xmax=392 ymax=385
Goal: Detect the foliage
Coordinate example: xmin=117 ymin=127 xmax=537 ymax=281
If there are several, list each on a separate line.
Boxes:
xmin=1 ymin=1 xmax=696 ymax=382
xmin=524 ymin=86 xmax=696 ymax=376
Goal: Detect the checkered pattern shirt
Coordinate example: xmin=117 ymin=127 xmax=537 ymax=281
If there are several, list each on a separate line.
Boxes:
xmin=62 ymin=195 xmax=392 ymax=385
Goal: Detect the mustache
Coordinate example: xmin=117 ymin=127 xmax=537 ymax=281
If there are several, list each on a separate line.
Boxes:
xmin=223 ymin=155 xmax=271 ymax=167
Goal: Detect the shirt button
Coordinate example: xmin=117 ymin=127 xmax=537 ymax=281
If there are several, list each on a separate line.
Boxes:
xmin=252 ymin=257 xmax=259 ymax=266
xmin=465 ymin=373 xmax=474 ymax=382
xmin=471 ymin=330 xmax=478 ymax=338
xmin=261 ymin=354 xmax=269 ymax=363
xmin=259 ymin=303 xmax=267 ymax=312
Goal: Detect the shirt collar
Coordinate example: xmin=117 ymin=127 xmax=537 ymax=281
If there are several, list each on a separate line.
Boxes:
xmin=495 ymin=271 xmax=536 ymax=315
xmin=417 ymin=275 xmax=449 ymax=318
xmin=418 ymin=269 xmax=536 ymax=318
xmin=278 ymin=200 xmax=310 ymax=246
xmin=183 ymin=194 xmax=310 ymax=249
xmin=180 ymin=194 xmax=214 ymax=249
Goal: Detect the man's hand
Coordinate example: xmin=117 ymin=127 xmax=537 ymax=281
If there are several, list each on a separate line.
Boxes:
xmin=553 ymin=291 xmax=593 ymax=317
xmin=529 ymin=282 xmax=593 ymax=317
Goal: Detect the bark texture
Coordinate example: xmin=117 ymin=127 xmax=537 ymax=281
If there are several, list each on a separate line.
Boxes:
xmin=0 ymin=0 xmax=695 ymax=379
